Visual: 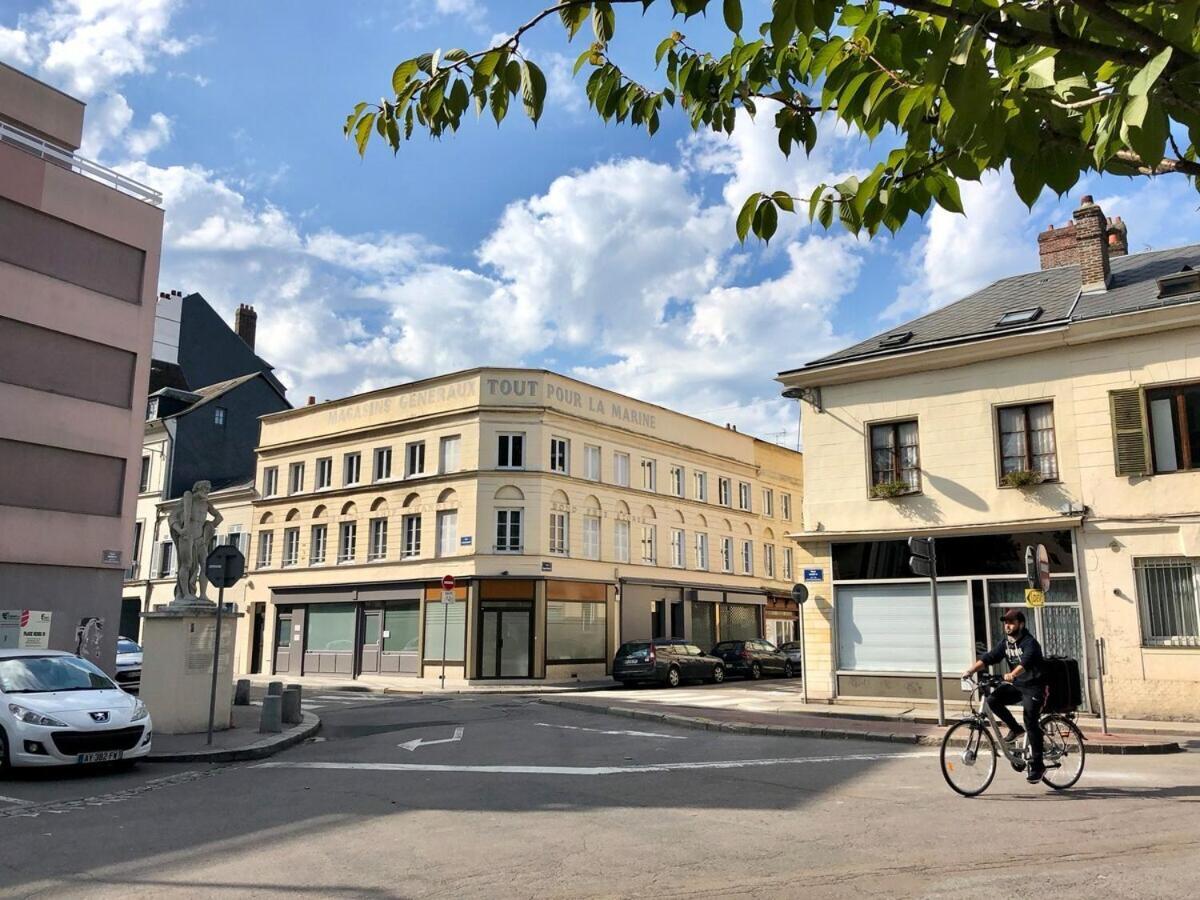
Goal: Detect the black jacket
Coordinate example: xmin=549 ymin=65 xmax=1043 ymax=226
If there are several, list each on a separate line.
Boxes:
xmin=980 ymin=629 xmax=1043 ymax=688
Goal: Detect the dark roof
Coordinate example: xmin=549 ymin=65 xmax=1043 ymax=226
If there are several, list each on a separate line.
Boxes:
xmin=162 ymin=372 xmax=261 ymax=419
xmin=148 ymin=360 xmax=190 ymax=393
xmin=792 ymin=243 xmax=1200 ymax=374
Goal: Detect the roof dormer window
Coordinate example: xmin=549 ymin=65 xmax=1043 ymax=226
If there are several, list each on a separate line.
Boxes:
xmin=995 ymin=306 xmax=1042 ymax=327
xmin=879 ymin=331 xmax=913 ymax=347
xmin=1156 ymin=266 xmax=1200 ymax=298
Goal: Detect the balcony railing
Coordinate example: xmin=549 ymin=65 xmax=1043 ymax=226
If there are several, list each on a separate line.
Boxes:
xmin=0 ymin=120 xmax=163 ymax=206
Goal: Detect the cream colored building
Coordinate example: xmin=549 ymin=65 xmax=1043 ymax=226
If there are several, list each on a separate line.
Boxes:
xmin=778 ymin=196 xmax=1200 ymax=720
xmin=240 ymin=368 xmax=803 ymax=684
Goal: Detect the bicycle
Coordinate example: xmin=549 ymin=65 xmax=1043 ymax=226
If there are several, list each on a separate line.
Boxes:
xmin=940 ymin=672 xmax=1086 ymax=797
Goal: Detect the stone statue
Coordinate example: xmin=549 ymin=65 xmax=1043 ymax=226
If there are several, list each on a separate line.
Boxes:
xmin=167 ymin=480 xmax=223 ymax=605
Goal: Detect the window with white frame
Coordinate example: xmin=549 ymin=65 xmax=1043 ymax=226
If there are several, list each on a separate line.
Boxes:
xmin=741 ymin=540 xmax=753 ymax=574
xmin=783 ymin=546 xmax=794 ymax=581
xmin=310 ymin=524 xmax=327 ymax=564
xmin=781 ymin=493 xmax=792 ymax=520
xmin=550 ymin=437 xmax=570 ymax=474
xmin=641 ymin=458 xmax=657 ymax=491
xmin=613 ymin=451 xmax=630 ymax=487
xmin=670 ymin=528 xmax=685 ymax=568
xmin=738 ymin=482 xmax=752 ymax=511
xmin=549 ymin=511 xmax=569 ymax=555
xmin=670 ymin=465 xmax=684 ymax=497
xmin=437 ymin=510 xmax=457 ymax=557
xmin=763 ymin=488 xmax=774 ymax=517
xmin=343 ymin=453 xmax=361 ymax=486
xmin=584 ymin=444 xmax=601 ymax=481
xmin=158 ymin=541 xmax=175 ymax=577
xmin=640 ymin=525 xmax=657 ymax=564
xmin=583 ymin=515 xmax=600 ymax=560
xmin=282 ymin=528 xmax=300 ymax=567
xmin=439 ymin=435 xmax=461 ymax=473
xmin=718 ymin=477 xmax=731 ymax=507
xmin=338 ymin=521 xmax=356 ymax=563
xmin=256 ymin=531 xmax=273 ymax=569
xmin=368 ymin=517 xmax=388 ymax=560
xmin=288 ymin=462 xmax=304 ymax=495
xmin=764 ymin=544 xmax=776 ymax=578
xmin=696 ymin=533 xmax=709 ymax=570
xmin=721 ymin=536 xmax=733 ymax=573
xmin=496 ymin=508 xmax=522 ymax=552
xmin=498 ymin=433 xmax=525 ymax=469
xmin=214 ymin=407 xmax=226 ymax=426
xmin=694 ymin=471 xmax=708 ymax=502
xmin=402 ymin=514 xmax=422 ymax=558
xmin=316 ymin=457 xmax=332 ymax=490
xmin=614 ymin=519 xmax=630 ymax=563
xmin=1134 ymin=557 xmax=1200 ymax=647
xmin=139 ymin=456 xmax=151 ymax=492
xmin=262 ymin=466 xmax=278 ymax=497
xmin=373 ymin=446 xmax=392 ymax=481
xmin=405 ymin=441 xmax=426 ymax=477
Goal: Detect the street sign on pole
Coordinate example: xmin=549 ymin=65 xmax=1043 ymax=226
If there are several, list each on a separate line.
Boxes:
xmin=204 ymin=545 xmax=245 ymax=746
xmin=907 ymin=536 xmax=945 ymax=726
xmin=441 ymin=574 xmax=456 ymax=591
xmin=790 ymin=584 xmax=809 ymax=705
xmin=1035 ymin=544 xmax=1051 ymax=592
xmin=439 ymin=575 xmax=454 ymax=690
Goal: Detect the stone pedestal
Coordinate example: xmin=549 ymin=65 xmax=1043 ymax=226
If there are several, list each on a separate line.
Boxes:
xmin=140 ymin=607 xmax=243 ymax=735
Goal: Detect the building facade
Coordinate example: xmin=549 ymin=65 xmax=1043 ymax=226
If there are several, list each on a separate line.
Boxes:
xmin=778 ymin=197 xmax=1200 ymax=720
xmin=0 ymin=63 xmax=164 ymax=669
xmin=239 ymin=369 xmax=802 ymax=683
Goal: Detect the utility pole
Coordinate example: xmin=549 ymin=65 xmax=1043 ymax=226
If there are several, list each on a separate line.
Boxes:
xmin=908 ymin=536 xmax=945 ymax=726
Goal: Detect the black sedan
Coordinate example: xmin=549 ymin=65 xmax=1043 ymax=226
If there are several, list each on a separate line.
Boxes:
xmin=711 ymin=639 xmax=795 ymax=679
xmin=613 ymin=639 xmax=725 ymax=688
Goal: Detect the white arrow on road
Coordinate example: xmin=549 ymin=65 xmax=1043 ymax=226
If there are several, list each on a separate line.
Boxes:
xmin=398 ymin=726 xmax=464 ymax=752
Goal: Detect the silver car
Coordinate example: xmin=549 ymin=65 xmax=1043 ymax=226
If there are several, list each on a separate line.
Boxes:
xmin=777 ymin=641 xmax=804 ymax=676
xmin=115 ymin=637 xmax=143 ymax=692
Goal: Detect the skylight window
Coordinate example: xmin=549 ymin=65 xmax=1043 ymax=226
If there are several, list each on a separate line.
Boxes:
xmin=1156 ymin=267 xmax=1200 ymax=298
xmin=995 ymin=306 xmax=1042 ymax=327
xmin=879 ymin=331 xmax=913 ymax=347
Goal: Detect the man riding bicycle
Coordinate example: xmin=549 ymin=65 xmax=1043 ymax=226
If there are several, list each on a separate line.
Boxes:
xmin=962 ymin=609 xmax=1045 ymax=783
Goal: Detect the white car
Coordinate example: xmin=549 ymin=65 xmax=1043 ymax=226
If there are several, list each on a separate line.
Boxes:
xmin=0 ymin=650 xmax=153 ymax=770
xmin=114 ymin=637 xmax=143 ymax=692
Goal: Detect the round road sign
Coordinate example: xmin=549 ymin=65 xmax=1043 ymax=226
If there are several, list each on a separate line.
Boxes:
xmin=790 ymin=583 xmax=809 ymax=605
xmin=441 ymin=574 xmax=456 ymax=591
xmin=1036 ymin=544 xmax=1051 ymax=592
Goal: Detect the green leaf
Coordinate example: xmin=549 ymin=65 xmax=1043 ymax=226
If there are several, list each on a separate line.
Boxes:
xmin=559 ymin=3 xmax=592 ymax=40
xmin=736 ymin=191 xmax=761 ymax=242
xmin=1023 ymin=55 xmax=1056 ymax=91
xmin=1127 ymin=100 xmax=1170 ymax=169
xmin=592 ymin=2 xmax=616 ymax=42
xmin=1128 ymin=46 xmax=1173 ymax=98
xmin=758 ymin=198 xmax=779 ymax=242
xmin=354 ymin=112 xmax=376 ymax=155
xmin=771 ymin=190 xmax=795 ymax=212
xmin=392 ymin=60 xmax=420 ymax=95
xmin=769 ymin=0 xmax=795 ymax=48
xmin=521 ymin=61 xmax=548 ymax=125
xmin=655 ymin=36 xmax=675 ymax=67
xmin=723 ymin=0 xmax=742 ymax=33
xmin=490 ymin=80 xmax=508 ymax=125
xmin=575 ymin=48 xmax=594 ymax=76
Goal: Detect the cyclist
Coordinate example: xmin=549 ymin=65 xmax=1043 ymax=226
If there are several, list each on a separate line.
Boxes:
xmin=962 ymin=609 xmax=1045 ymax=783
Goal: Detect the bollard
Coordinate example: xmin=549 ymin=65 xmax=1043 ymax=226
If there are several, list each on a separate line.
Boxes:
xmin=234 ymin=679 xmax=251 ymax=706
xmin=267 ymin=681 xmax=283 ymax=697
xmin=286 ymin=683 xmax=303 ymax=705
xmin=281 ymin=686 xmax=302 ymax=725
xmin=259 ymin=694 xmax=283 ymax=733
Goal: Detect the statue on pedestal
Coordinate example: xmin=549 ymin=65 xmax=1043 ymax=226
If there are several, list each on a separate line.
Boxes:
xmin=167 ymin=480 xmax=223 ymax=606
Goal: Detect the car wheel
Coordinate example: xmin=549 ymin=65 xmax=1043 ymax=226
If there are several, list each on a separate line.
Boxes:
xmin=750 ymin=663 xmax=762 ymax=680
xmin=0 ymin=729 xmax=10 ymax=775
xmin=711 ymin=665 xmax=725 ymax=684
xmin=783 ymin=662 xmax=794 ymax=678
xmin=666 ymin=666 xmax=681 ymax=688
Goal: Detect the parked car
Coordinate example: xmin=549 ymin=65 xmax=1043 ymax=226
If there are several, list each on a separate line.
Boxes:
xmin=613 ymin=640 xmax=725 ymax=688
xmin=777 ymin=641 xmax=804 ymax=676
xmin=114 ymin=637 xmax=143 ymax=692
xmin=0 ymin=650 xmax=153 ymax=770
xmin=711 ymin=639 xmax=795 ymax=679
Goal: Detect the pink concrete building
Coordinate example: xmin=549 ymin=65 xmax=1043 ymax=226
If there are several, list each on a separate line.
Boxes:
xmin=0 ymin=62 xmax=164 ymax=670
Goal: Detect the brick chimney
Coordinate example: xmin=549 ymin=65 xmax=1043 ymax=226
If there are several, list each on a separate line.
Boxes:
xmin=1107 ymin=216 xmax=1128 ymax=257
xmin=234 ymin=304 xmax=257 ymax=350
xmin=1037 ymin=195 xmax=1124 ymax=290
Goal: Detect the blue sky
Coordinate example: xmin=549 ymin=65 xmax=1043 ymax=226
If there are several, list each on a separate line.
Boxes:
xmin=4 ymin=0 xmax=1199 ymax=445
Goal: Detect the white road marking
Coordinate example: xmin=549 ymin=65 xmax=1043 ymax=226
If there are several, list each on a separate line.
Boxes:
xmin=312 ymin=694 xmax=392 ymax=702
xmin=536 ymin=722 xmax=687 ymax=740
xmin=398 ymin=726 xmax=465 ymax=752
xmin=255 ymin=750 xmax=937 ymax=776
xmin=0 ymin=795 xmax=33 ymax=807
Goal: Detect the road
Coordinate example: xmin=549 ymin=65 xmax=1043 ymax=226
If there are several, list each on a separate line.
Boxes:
xmin=1 ymin=692 xmax=1197 ymax=898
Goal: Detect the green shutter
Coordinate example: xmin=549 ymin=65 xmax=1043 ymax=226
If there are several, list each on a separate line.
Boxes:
xmin=1109 ymin=388 xmax=1151 ymax=476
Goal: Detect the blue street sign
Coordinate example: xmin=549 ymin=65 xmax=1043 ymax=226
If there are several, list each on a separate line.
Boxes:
xmin=460 ymin=536 xmax=473 ymax=546
xmin=803 ymin=568 xmax=824 ymax=582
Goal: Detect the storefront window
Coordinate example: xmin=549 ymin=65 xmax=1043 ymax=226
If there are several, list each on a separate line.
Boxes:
xmin=306 ymin=603 xmax=356 ymax=652
xmin=835 ymin=582 xmax=972 ymax=673
xmin=691 ymin=602 xmax=716 ymax=651
xmin=720 ymin=603 xmax=760 ymax=641
xmin=547 ymin=601 xmax=607 ymax=662
xmin=383 ymin=603 xmax=420 ymax=652
xmin=833 ymin=531 xmax=1074 ymax=580
xmin=987 ymin=578 xmax=1084 ymax=660
xmin=424 ymin=601 xmax=465 ymax=661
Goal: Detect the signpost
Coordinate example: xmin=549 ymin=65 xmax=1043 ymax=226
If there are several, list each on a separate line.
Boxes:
xmin=439 ymin=575 xmax=455 ymax=690
xmin=1024 ymin=543 xmax=1051 ymax=607
xmin=908 ymin=536 xmax=945 ymax=726
xmin=790 ymin=583 xmax=809 ymax=705
xmin=204 ymin=544 xmax=245 ymax=746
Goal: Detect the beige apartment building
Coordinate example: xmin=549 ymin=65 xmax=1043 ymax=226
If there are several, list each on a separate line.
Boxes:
xmin=236 ymin=369 xmax=802 ymax=683
xmin=0 ymin=63 xmax=163 ymax=669
xmin=778 ymin=196 xmax=1200 ymax=720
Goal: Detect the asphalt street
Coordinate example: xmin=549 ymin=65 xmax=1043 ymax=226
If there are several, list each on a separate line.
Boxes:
xmin=1 ymin=693 xmax=1198 ymax=899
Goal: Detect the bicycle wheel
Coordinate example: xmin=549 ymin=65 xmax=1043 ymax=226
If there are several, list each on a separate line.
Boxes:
xmin=940 ymin=720 xmax=998 ymax=797
xmin=1040 ymin=714 xmax=1086 ymax=790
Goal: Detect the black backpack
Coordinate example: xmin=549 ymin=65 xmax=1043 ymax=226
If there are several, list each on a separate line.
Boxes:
xmin=1042 ymin=656 xmax=1082 ymax=713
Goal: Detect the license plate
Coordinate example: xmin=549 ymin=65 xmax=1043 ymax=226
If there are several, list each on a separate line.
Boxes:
xmin=77 ymin=750 xmax=123 ymax=764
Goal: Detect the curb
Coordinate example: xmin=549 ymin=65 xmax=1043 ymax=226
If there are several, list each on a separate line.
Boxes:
xmin=538 ymin=699 xmax=1182 ymax=754
xmin=145 ymin=712 xmax=321 ymax=763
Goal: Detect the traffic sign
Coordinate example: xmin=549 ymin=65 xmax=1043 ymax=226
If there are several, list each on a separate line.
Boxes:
xmin=1025 ymin=588 xmax=1046 ymax=608
xmin=790 ymin=584 xmax=809 ymax=605
xmin=441 ymin=574 xmax=456 ymax=591
xmin=1035 ymin=544 xmax=1051 ymax=592
xmin=908 ymin=536 xmax=935 ymax=578
xmin=205 ymin=545 xmax=245 ymax=589
xmin=440 ymin=590 xmax=455 ymax=604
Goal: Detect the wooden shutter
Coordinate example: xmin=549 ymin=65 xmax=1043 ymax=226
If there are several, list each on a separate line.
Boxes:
xmin=1109 ymin=388 xmax=1151 ymax=476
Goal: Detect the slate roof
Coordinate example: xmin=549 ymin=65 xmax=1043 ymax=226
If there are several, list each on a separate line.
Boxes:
xmin=164 ymin=372 xmax=261 ymax=418
xmin=788 ymin=242 xmax=1200 ymax=375
xmin=148 ymin=359 xmax=190 ymax=393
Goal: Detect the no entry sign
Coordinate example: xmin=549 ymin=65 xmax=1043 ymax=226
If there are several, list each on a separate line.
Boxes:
xmin=441 ymin=574 xmax=456 ymax=591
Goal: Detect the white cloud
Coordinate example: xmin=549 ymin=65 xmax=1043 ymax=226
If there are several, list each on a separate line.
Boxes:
xmin=542 ymin=52 xmax=586 ymax=115
xmin=124 ymin=111 xmax=171 ymax=156
xmin=0 ymin=24 xmax=32 ymax=66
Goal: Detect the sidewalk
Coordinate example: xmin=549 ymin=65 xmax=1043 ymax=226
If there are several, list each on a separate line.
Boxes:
xmin=147 ymin=705 xmax=320 ymax=763
xmin=239 ymin=672 xmax=613 ymax=695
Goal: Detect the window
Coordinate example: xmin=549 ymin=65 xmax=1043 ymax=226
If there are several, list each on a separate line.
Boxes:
xmin=439 ymin=435 xmax=461 ymax=473
xmin=373 ymin=446 xmax=392 ymax=482
xmin=343 ymin=453 xmax=361 ymax=486
xmin=402 ymin=514 xmax=422 ymax=558
xmin=262 ymin=466 xmax=278 ymax=497
xmin=550 ymin=437 xmax=570 ymax=474
xmin=549 ymin=511 xmax=568 ymax=555
xmin=640 ymin=525 xmax=657 ymax=565
xmin=694 ymin=471 xmax=708 ymax=502
xmin=998 ymin=402 xmax=1058 ymax=481
xmin=614 ymin=519 xmax=630 ymax=563
xmin=641 ymin=458 xmax=657 ymax=491
xmin=696 ymin=533 xmax=709 ymax=570
xmin=129 ymin=521 xmax=143 ymax=576
xmin=310 ymin=524 xmax=327 ymax=564
xmin=282 ymin=528 xmax=300 ymax=567
xmin=738 ymin=482 xmax=752 ymax=511
xmin=547 ymin=601 xmax=607 ymax=662
xmin=1147 ymin=382 xmax=1200 ymax=473
xmin=338 ymin=521 xmax=356 ymax=563
xmin=139 ymin=456 xmax=150 ymax=492
xmin=764 ymin=544 xmax=776 ymax=579
xmin=424 ymin=598 xmax=465 ymax=661
xmin=1134 ymin=558 xmax=1200 ymax=647
xmin=584 ymin=444 xmax=601 ymax=480
xmin=670 ymin=466 xmax=684 ymax=497
xmin=306 ymin=603 xmax=357 ymax=653
xmin=870 ymin=420 xmax=920 ymax=493
xmin=583 ymin=515 xmax=600 ymax=559
xmin=316 ymin=457 xmax=332 ymax=490
xmin=783 ymin=546 xmax=794 ymax=581
xmin=157 ymin=541 xmax=175 ymax=578
xmin=782 ymin=493 xmax=792 ymax=521
xmin=741 ymin=540 xmax=753 ymax=575
xmin=718 ymin=477 xmax=731 ymax=507
xmin=995 ymin=306 xmax=1042 ymax=327
xmin=288 ymin=462 xmax=305 ymax=495
xmin=670 ymin=528 xmax=685 ymax=568
xmin=256 ymin=531 xmax=273 ymax=569
xmin=497 ymin=433 xmax=524 ymax=469
xmin=214 ymin=407 xmax=227 ymax=426
xmin=721 ymin=537 xmax=733 ymax=573
xmin=405 ymin=441 xmax=425 ymax=477
xmin=613 ymin=452 xmax=630 ymax=487
xmin=496 ymin=509 xmax=522 ymax=552
xmin=369 ymin=517 xmax=388 ymax=560
xmin=437 ymin=510 xmax=457 ymax=557
xmin=763 ymin=488 xmax=774 ymax=517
